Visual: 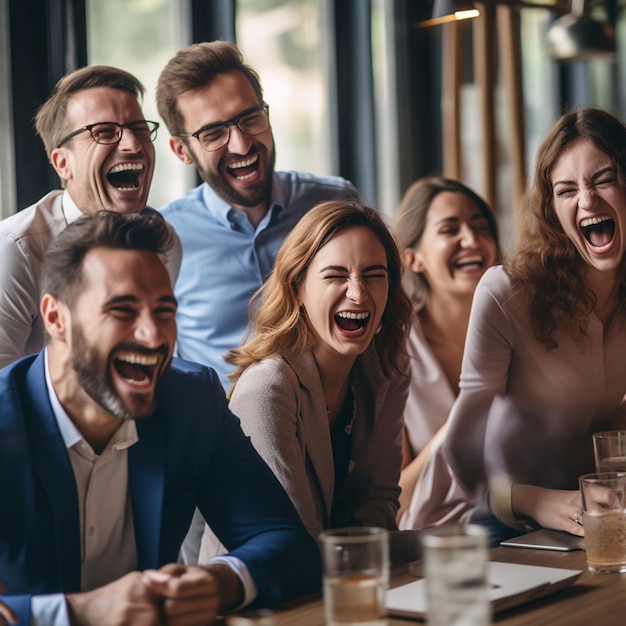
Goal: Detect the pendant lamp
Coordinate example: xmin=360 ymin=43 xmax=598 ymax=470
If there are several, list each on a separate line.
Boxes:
xmin=546 ymin=0 xmax=616 ymax=61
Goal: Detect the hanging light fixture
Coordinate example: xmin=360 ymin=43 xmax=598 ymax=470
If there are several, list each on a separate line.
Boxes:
xmin=546 ymin=0 xmax=616 ymax=61
xmin=418 ymin=0 xmax=480 ymax=28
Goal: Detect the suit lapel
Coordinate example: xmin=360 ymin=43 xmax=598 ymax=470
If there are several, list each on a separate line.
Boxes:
xmin=24 ymin=353 xmax=81 ymax=591
xmin=130 ymin=413 xmax=165 ymax=569
xmin=285 ymin=353 xmax=335 ymax=521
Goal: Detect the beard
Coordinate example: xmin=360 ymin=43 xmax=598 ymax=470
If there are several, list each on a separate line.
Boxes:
xmin=70 ymin=322 xmax=161 ymax=421
xmin=193 ymin=140 xmax=276 ymax=209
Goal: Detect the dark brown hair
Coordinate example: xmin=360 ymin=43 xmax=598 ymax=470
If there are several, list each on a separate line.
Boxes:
xmin=156 ymin=40 xmax=263 ymax=135
xmin=394 ymin=176 xmax=501 ymax=306
xmin=42 ymin=209 xmax=173 ymax=310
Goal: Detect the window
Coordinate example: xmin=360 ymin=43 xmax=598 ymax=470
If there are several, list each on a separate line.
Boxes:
xmin=236 ymin=0 xmax=332 ymax=176
xmin=0 ymin=0 xmax=15 ymax=219
xmin=86 ymin=0 xmax=193 ymax=209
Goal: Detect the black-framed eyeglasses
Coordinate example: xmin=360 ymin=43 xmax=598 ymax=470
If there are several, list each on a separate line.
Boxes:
xmin=176 ymin=103 xmax=270 ymax=152
xmin=56 ymin=120 xmax=160 ymax=149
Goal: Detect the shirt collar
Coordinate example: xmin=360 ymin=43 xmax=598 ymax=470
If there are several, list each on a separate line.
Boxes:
xmin=44 ymin=348 xmax=138 ymax=452
xmin=61 ymin=190 xmax=88 ymax=224
xmin=201 ymin=173 xmax=285 ymax=231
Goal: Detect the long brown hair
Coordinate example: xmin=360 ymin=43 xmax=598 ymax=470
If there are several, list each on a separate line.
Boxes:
xmin=226 ymin=200 xmax=412 ymax=391
xmin=507 ymin=107 xmax=626 ymax=348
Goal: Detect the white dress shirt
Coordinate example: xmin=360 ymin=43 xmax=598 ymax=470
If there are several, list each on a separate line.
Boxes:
xmin=30 ymin=351 xmax=256 ymax=625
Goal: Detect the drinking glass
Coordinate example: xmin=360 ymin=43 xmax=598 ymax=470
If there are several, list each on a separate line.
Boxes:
xmin=580 ymin=472 xmax=626 ymax=573
xmin=421 ymin=524 xmax=490 ymax=626
xmin=319 ymin=526 xmax=389 ymax=626
xmin=592 ymin=431 xmax=626 ymax=472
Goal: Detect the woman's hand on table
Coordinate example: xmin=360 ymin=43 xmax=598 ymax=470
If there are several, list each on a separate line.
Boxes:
xmin=512 ymin=484 xmax=584 ymax=536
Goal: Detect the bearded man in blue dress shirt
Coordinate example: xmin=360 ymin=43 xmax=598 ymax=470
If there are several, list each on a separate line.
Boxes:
xmin=156 ymin=40 xmax=361 ymax=390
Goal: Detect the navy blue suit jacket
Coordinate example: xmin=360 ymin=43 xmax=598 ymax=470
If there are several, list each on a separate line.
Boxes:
xmin=0 ymin=352 xmax=321 ymax=623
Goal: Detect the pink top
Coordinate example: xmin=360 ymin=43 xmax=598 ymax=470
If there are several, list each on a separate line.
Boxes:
xmin=443 ymin=265 xmax=626 ymax=526
xmin=399 ymin=315 xmax=474 ymax=530
xmin=403 ymin=316 xmax=456 ymax=455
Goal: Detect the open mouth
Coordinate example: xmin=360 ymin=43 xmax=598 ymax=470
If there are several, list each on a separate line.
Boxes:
xmin=581 ymin=216 xmax=615 ymax=248
xmin=113 ymin=352 xmax=159 ymax=387
xmin=227 ymin=154 xmax=259 ymax=181
xmin=334 ymin=311 xmax=370 ymax=333
xmin=453 ymin=254 xmax=486 ymax=271
xmin=106 ymin=162 xmax=144 ymax=191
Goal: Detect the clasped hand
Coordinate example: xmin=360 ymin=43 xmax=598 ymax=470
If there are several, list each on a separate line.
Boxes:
xmin=67 ymin=564 xmax=220 ymax=626
xmin=0 ymin=584 xmax=17 ymax=626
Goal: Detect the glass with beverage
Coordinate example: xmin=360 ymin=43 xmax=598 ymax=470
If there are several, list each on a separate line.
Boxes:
xmin=319 ymin=527 xmax=389 ymax=626
xmin=593 ymin=431 xmax=626 ymax=472
xmin=421 ymin=524 xmax=490 ymax=626
xmin=580 ymin=472 xmax=626 ymax=573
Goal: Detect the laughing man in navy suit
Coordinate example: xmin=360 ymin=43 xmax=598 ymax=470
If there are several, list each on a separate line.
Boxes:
xmin=0 ymin=209 xmax=320 ymax=625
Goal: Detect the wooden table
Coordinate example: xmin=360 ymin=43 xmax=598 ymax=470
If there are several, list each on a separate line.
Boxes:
xmin=228 ymin=546 xmax=626 ymax=625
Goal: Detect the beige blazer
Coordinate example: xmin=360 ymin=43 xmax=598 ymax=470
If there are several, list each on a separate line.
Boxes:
xmin=229 ymin=345 xmax=409 ymax=538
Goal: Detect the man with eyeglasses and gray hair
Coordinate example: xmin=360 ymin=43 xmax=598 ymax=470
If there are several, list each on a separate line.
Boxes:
xmin=156 ymin=40 xmax=361 ymax=391
xmin=0 ymin=64 xmax=181 ymax=368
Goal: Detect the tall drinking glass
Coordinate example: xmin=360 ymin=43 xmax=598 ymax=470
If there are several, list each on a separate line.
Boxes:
xmin=593 ymin=431 xmax=626 ymax=472
xmin=319 ymin=527 xmax=389 ymax=626
xmin=422 ymin=524 xmax=490 ymax=626
xmin=580 ymin=472 xmax=626 ymax=573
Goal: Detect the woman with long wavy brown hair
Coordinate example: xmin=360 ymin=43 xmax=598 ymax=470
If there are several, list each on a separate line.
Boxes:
xmin=442 ymin=107 xmax=626 ymax=545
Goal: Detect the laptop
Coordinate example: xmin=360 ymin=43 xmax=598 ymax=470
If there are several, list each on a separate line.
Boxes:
xmin=386 ymin=561 xmax=583 ymax=620
xmin=500 ymin=529 xmax=585 ymax=552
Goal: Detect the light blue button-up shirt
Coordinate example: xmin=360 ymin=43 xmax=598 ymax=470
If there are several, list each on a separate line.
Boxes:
xmin=160 ymin=171 xmax=360 ymax=389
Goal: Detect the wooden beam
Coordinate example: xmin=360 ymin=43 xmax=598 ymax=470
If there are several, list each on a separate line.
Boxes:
xmin=497 ymin=3 xmax=527 ymax=230
xmin=473 ymin=2 xmax=497 ymax=209
xmin=441 ymin=21 xmax=463 ymax=179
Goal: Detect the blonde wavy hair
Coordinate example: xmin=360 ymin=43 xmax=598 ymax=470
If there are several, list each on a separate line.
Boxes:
xmin=226 ymin=200 xmax=412 ymax=392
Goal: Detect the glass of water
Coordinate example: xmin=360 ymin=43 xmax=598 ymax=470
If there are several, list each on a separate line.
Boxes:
xmin=422 ymin=524 xmax=490 ymax=626
xmin=318 ymin=527 xmax=389 ymax=626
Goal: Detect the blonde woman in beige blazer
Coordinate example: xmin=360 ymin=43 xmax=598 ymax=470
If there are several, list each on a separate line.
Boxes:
xmin=220 ymin=200 xmax=421 ymax=564
xmin=230 ymin=345 xmax=406 ymax=535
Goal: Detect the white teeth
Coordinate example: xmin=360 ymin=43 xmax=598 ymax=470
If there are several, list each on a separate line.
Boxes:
xmin=455 ymin=255 xmax=484 ymax=267
xmin=114 ymin=353 xmax=158 ymax=386
xmin=117 ymin=353 xmax=158 ymax=366
xmin=581 ymin=216 xmax=611 ymax=228
xmin=108 ymin=162 xmax=144 ymax=174
xmin=125 ymin=377 xmax=150 ymax=386
xmin=229 ymin=155 xmax=258 ymax=169
xmin=336 ymin=311 xmax=370 ymax=320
